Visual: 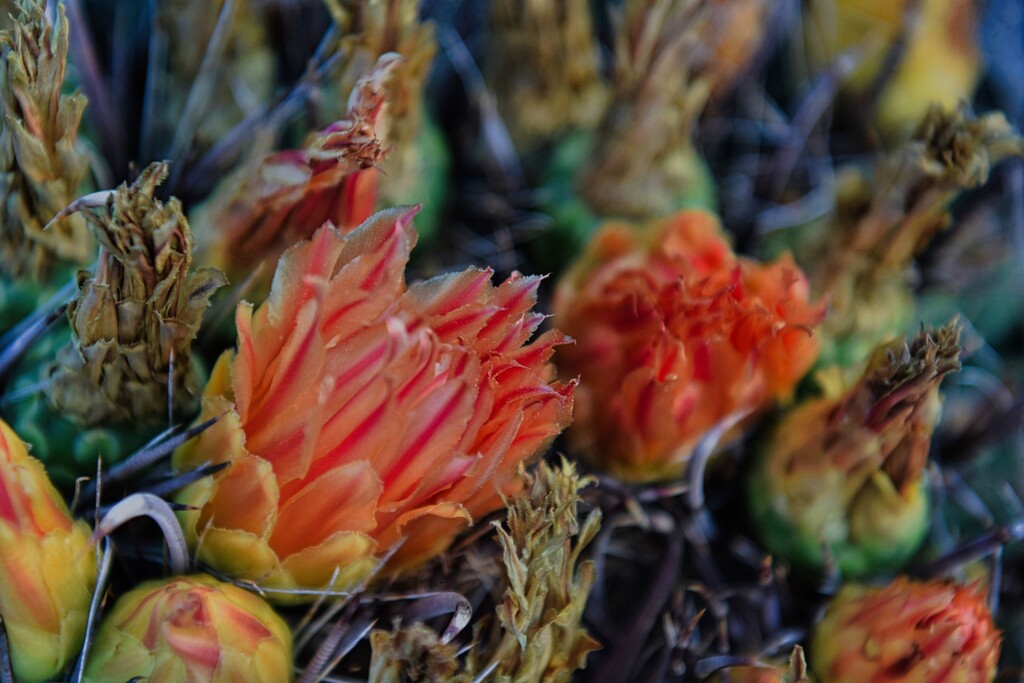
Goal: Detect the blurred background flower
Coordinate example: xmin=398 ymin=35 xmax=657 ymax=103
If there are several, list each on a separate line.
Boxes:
xmin=555 ymin=209 xmax=822 ymax=482
xmin=803 ymin=0 xmax=981 ymax=137
xmin=811 ymin=577 xmax=1000 ymax=683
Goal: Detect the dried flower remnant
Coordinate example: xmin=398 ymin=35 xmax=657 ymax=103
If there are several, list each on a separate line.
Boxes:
xmin=82 ymin=575 xmax=293 ymax=683
xmin=465 ymin=459 xmax=601 ymax=682
xmin=321 ymin=0 xmax=446 ymax=237
xmin=807 ymin=105 xmax=1024 ymax=369
xmin=175 ymin=208 xmax=574 ymax=601
xmin=0 ymin=418 xmax=96 ymax=683
xmin=575 ymin=0 xmax=715 ymax=219
xmin=489 ymin=0 xmax=607 ymax=154
xmin=196 ymin=56 xmax=393 ymax=286
xmin=0 ymin=0 xmax=90 ymax=281
xmin=46 ymin=162 xmax=226 ymax=426
xmin=368 ymin=623 xmax=469 ymax=683
xmin=811 ymin=578 xmax=1000 ymax=683
xmin=750 ymin=323 xmax=962 ymax=577
xmin=555 ymin=210 xmax=823 ymax=483
xmin=537 ymin=0 xmax=771 ymax=271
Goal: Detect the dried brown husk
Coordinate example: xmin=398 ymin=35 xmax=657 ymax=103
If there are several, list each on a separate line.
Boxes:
xmin=576 ymin=0 xmax=712 ymax=219
xmin=47 ymin=163 xmax=226 ymax=425
xmin=807 ymin=105 xmax=1024 ymax=366
xmin=368 ymin=623 xmax=470 ymax=683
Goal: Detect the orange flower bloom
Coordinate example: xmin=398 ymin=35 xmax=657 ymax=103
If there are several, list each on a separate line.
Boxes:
xmin=554 ymin=210 xmax=823 ymax=482
xmin=175 ymin=208 xmax=574 ymax=601
xmin=812 ymin=578 xmax=1000 ymax=683
xmin=0 ymin=418 xmax=96 ymax=682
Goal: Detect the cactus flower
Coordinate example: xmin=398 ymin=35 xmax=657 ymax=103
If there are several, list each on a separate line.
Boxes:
xmin=804 ymin=0 xmax=980 ymax=136
xmin=750 ymin=323 xmax=961 ymax=577
xmin=0 ymin=418 xmax=96 ymax=682
xmin=174 ymin=207 xmax=575 ymax=601
xmin=811 ymin=578 xmax=1000 ymax=683
xmin=554 ymin=210 xmax=823 ymax=482
xmin=82 ymin=574 xmax=293 ymax=683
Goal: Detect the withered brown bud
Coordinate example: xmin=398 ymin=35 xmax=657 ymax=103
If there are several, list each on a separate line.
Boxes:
xmin=47 ymin=162 xmax=226 ymax=425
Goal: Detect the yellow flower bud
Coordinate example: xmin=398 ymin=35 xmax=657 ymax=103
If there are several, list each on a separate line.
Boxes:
xmin=0 ymin=418 xmax=96 ymax=682
xmin=83 ymin=575 xmax=292 ymax=683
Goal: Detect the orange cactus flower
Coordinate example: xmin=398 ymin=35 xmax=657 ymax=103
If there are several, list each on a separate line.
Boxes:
xmin=82 ymin=575 xmax=293 ymax=683
xmin=812 ymin=578 xmax=1001 ymax=683
xmin=174 ymin=207 xmax=575 ymax=601
xmin=554 ymin=210 xmax=823 ymax=482
xmin=0 ymin=418 xmax=96 ymax=682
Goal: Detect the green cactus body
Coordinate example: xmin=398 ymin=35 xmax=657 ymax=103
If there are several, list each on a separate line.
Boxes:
xmin=537 ymin=129 xmax=717 ymax=272
xmin=381 ymin=109 xmax=450 ymax=246
xmin=749 ymin=445 xmax=929 ymax=578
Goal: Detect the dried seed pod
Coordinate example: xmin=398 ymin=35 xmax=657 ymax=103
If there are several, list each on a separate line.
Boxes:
xmin=465 ymin=459 xmax=601 ymax=682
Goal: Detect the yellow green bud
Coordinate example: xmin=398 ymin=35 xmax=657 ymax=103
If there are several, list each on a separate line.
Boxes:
xmin=83 ymin=574 xmax=292 ymax=683
xmin=0 ymin=418 xmax=96 ymax=682
xmin=750 ymin=322 xmax=961 ymax=577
